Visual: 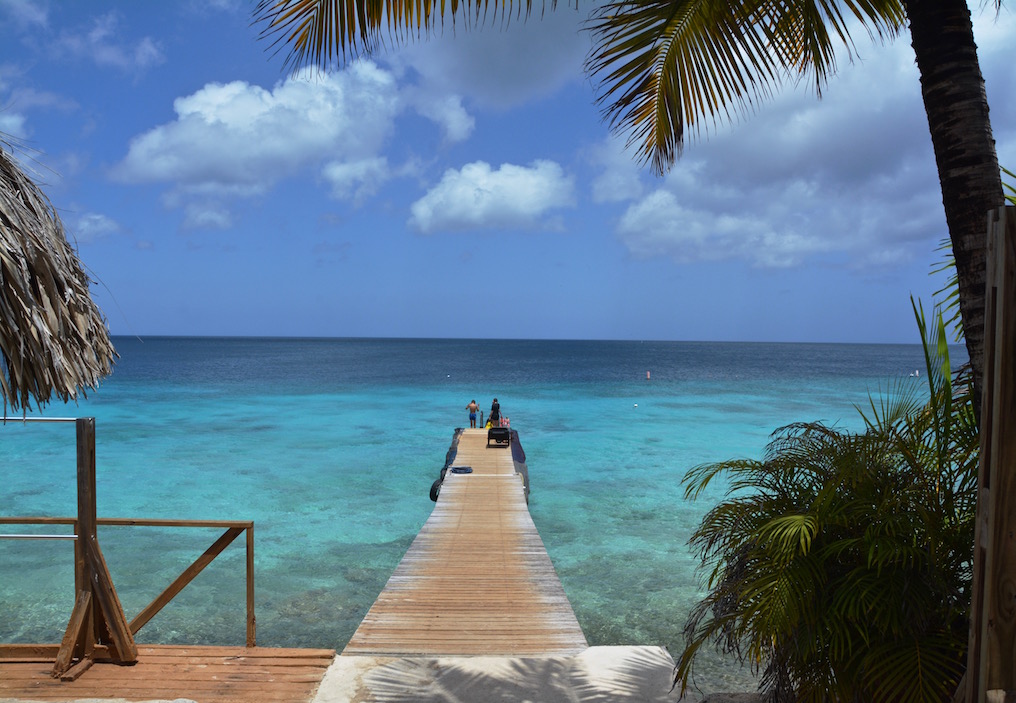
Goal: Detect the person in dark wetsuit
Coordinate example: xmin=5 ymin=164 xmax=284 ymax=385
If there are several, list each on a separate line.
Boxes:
xmin=489 ymin=398 xmax=501 ymax=427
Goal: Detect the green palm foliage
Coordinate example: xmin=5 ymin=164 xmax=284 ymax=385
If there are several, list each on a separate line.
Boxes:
xmin=255 ymin=0 xmax=909 ymax=175
xmin=254 ymin=0 xmax=538 ymax=72
xmin=584 ymin=0 xmax=906 ymax=174
xmin=676 ymin=300 xmax=979 ymax=702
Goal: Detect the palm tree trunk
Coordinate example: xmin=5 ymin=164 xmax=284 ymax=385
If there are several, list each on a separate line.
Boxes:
xmin=906 ymin=0 xmax=1003 ymax=411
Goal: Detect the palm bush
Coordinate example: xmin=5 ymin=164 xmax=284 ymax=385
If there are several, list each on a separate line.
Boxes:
xmin=676 ymin=301 xmax=979 ymax=703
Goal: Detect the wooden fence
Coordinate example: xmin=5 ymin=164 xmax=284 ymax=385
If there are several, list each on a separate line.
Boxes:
xmin=0 ymin=418 xmax=256 ymax=681
xmin=966 ymin=205 xmax=1016 ymax=703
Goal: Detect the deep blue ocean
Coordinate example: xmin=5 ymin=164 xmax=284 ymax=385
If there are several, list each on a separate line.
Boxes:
xmin=0 ymin=337 xmax=947 ymax=692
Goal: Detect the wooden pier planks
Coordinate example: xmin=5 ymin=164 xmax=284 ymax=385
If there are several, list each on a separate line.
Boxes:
xmin=0 ymin=645 xmax=335 ymax=702
xmin=343 ymin=428 xmax=588 ymax=657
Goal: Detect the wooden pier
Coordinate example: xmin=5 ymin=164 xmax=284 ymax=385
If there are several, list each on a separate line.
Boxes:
xmin=1 ymin=426 xmax=600 ymax=701
xmin=343 ymin=428 xmax=588 ymax=657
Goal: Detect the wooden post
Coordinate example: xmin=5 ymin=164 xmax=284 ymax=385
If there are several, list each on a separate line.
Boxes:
xmin=966 ymin=206 xmax=1016 ymax=703
xmin=52 ymin=419 xmax=138 ymax=678
xmin=247 ymin=525 xmax=256 ymax=647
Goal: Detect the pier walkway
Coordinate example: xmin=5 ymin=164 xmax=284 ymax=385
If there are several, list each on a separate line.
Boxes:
xmin=343 ymin=427 xmax=588 ymax=657
xmin=1 ymin=427 xmax=679 ymax=701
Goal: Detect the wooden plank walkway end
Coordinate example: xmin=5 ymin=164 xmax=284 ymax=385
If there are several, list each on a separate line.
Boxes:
xmin=0 ymin=644 xmax=335 ymax=703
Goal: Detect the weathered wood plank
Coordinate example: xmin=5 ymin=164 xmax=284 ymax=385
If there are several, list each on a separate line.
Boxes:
xmin=983 ymin=206 xmax=1016 ymax=699
xmin=344 ymin=428 xmax=587 ymax=657
xmin=967 ymin=206 xmax=1016 ymax=703
xmin=0 ymin=644 xmax=335 ymax=703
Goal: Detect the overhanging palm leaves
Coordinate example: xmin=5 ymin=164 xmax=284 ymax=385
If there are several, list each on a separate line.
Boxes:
xmin=254 ymin=0 xmax=542 ymax=72
xmin=0 ymin=139 xmax=116 ymax=414
xmin=677 ymin=303 xmax=978 ymax=702
xmin=584 ymin=0 xmax=906 ymax=173
xmin=254 ymin=0 xmax=907 ymax=175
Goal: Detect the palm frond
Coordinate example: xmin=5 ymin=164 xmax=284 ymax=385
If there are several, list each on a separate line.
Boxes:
xmin=930 ymin=235 xmax=965 ymax=341
xmin=911 ymin=297 xmax=954 ymax=473
xmin=758 ymin=513 xmax=818 ymax=557
xmin=252 ymin=0 xmax=544 ymax=71
xmin=677 ymin=309 xmax=977 ymax=702
xmin=863 ymin=636 xmax=965 ymax=703
xmin=1003 ymin=165 xmax=1016 ymax=206
xmin=584 ymin=0 xmax=906 ymax=174
xmin=586 ymin=0 xmax=783 ymax=174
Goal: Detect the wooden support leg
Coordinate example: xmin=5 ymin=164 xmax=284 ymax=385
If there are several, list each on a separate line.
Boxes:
xmin=59 ymin=656 xmax=95 ymax=682
xmin=52 ymin=590 xmax=92 ymax=678
xmin=83 ymin=537 xmax=138 ymax=664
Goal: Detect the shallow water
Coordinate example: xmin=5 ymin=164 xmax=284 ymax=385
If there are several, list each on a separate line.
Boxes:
xmin=0 ymin=337 xmax=941 ymax=693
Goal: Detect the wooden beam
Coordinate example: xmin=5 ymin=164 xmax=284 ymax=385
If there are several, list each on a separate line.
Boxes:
xmin=74 ymin=418 xmax=138 ymax=665
xmin=983 ymin=207 xmax=1016 ymax=698
xmin=128 ymin=527 xmax=244 ymax=636
xmin=82 ymin=531 xmax=138 ymax=663
xmin=0 ymin=644 xmax=110 ymax=661
xmin=4 ymin=515 xmax=256 ymax=650
xmin=59 ymin=655 xmax=95 ymax=682
xmin=52 ymin=590 xmax=92 ymax=677
xmin=967 ymin=206 xmax=1016 ymax=703
xmin=246 ymin=525 xmax=256 ymax=647
xmin=0 ymin=517 xmax=253 ymax=529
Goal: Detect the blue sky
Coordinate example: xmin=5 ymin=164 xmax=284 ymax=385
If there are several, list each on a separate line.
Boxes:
xmin=1 ymin=1 xmax=1013 ymax=342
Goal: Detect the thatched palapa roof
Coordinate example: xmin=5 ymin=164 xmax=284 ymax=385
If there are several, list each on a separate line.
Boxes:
xmin=0 ymin=139 xmax=115 ymax=414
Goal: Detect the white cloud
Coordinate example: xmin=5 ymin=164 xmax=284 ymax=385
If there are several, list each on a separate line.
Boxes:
xmin=322 ymin=157 xmax=390 ymax=201
xmin=0 ymin=110 xmax=27 ymax=138
xmin=72 ymin=212 xmax=121 ymax=244
xmin=409 ymin=159 xmax=575 ymax=233
xmin=391 ymin=8 xmax=589 ymax=110
xmin=114 ymin=63 xmax=402 ymax=218
xmin=56 ymin=13 xmax=165 ymax=73
xmin=183 ymin=201 xmax=233 ymax=230
xmin=587 ymin=138 xmax=644 ymax=204
xmin=0 ymin=0 xmax=47 ymax=29
xmin=6 ymin=86 xmax=76 ymax=112
xmin=409 ymin=92 xmax=474 ymax=142
xmin=0 ymin=75 xmax=77 ymax=141
xmin=187 ymin=0 xmax=242 ymax=13
xmin=608 ymin=31 xmax=953 ymax=270
xmin=617 ymin=189 xmax=832 ymax=267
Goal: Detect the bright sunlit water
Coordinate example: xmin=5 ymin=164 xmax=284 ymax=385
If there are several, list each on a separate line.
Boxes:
xmin=0 ymin=337 xmax=948 ymax=694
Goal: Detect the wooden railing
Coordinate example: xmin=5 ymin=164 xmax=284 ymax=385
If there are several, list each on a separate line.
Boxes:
xmin=0 ymin=516 xmax=256 ymax=646
xmin=0 ymin=417 xmax=256 ymax=681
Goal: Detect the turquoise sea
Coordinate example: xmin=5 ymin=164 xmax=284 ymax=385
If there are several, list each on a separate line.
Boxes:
xmin=0 ymin=338 xmax=943 ymax=693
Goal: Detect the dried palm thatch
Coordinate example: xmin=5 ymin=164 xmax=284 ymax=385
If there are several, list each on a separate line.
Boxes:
xmin=0 ymin=139 xmax=115 ymax=414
